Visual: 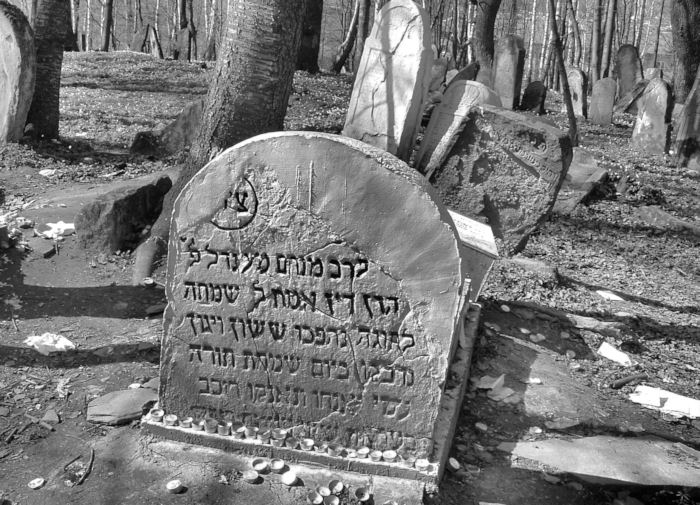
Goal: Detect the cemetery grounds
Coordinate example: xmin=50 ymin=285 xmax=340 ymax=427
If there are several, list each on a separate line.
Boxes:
xmin=0 ymin=52 xmax=698 ymax=504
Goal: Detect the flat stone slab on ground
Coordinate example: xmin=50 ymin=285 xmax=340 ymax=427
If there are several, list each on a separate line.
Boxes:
xmin=87 ymin=388 xmax=158 ymax=425
xmin=505 ymin=435 xmax=700 ymax=487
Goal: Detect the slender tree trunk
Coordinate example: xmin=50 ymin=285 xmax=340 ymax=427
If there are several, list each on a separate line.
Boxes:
xmin=671 ymin=0 xmax=700 ymax=102
xmin=590 ymin=0 xmax=602 ymax=81
xmin=133 ymin=0 xmax=307 ymax=283
xmin=652 ymin=0 xmax=665 ymax=67
xmin=634 ymin=0 xmax=646 ymax=47
xmin=642 ymin=0 xmax=656 ymax=53
xmin=178 ymin=0 xmax=186 ymax=28
xmin=84 ymin=0 xmax=91 ymax=50
xmin=27 ymin=0 xmax=70 ymax=138
xmin=547 ymin=0 xmax=578 ymax=144
xmin=331 ymin=0 xmax=360 ymax=73
xmin=187 ymin=0 xmax=196 ymax=58
xmin=100 ymin=0 xmax=113 ymax=51
xmin=526 ymin=0 xmax=538 ymax=83
xmin=471 ymin=0 xmax=502 ymax=82
xmin=352 ymin=0 xmax=371 ymax=71
xmin=539 ymin=0 xmax=553 ymax=78
xmin=69 ymin=0 xmax=80 ymax=50
xmin=566 ymin=0 xmax=581 ymax=66
xmin=600 ymin=0 xmax=616 ymax=77
xmin=154 ymin=0 xmax=160 ymax=34
xmin=297 ymin=0 xmax=323 ymax=72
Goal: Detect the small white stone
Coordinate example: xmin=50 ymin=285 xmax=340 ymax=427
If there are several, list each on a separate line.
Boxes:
xmin=529 ymin=333 xmax=546 ymax=343
xmin=474 ymin=422 xmax=488 ymax=432
xmin=28 ymin=478 xmax=45 ymax=490
xmin=128 ymin=383 xmax=142 ymax=389
xmin=166 ymin=479 xmax=183 ymax=493
xmin=560 ymin=331 xmax=570 ymax=340
xmin=500 ymin=304 xmax=511 ymax=313
xmin=566 ymin=350 xmax=577 ymax=359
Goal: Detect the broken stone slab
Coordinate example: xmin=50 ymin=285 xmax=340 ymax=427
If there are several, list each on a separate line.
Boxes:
xmin=449 ymin=61 xmax=480 ymax=85
xmin=629 ymin=386 xmax=700 ymax=419
xmin=87 ymin=388 xmax=158 ymax=425
xmin=415 ymin=80 xmax=501 ymax=177
xmin=131 ymin=99 xmax=203 ymax=156
xmin=506 ymin=435 xmax=700 ymax=486
xmin=553 ymin=147 xmax=608 ymax=215
xmin=519 ymin=81 xmax=546 ymax=114
xmin=0 ymin=0 xmax=36 ymax=143
xmin=613 ymin=79 xmax=648 ymax=114
xmin=633 ymin=205 xmax=700 ymax=237
xmin=428 ymin=104 xmax=572 ymax=255
xmin=343 ymin=0 xmax=432 ymax=161
xmin=75 ymin=174 xmax=172 ymax=253
xmin=631 ymin=78 xmax=673 ymax=154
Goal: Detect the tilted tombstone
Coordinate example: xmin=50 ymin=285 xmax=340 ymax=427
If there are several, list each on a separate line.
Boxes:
xmin=675 ymin=68 xmax=700 ymax=168
xmin=0 ymin=0 xmax=35 ymax=143
xmin=564 ymin=68 xmax=588 ymax=118
xmin=615 ymin=45 xmax=644 ymax=112
xmin=590 ymin=77 xmax=616 ymax=125
xmin=415 ymin=80 xmax=502 ymax=177
xmin=343 ymin=0 xmax=432 ymax=161
xmin=645 ymin=68 xmax=663 ymax=80
xmin=614 ymin=78 xmax=649 ymax=114
xmin=450 ymin=61 xmax=480 ymax=84
xmin=631 ymin=78 xmax=673 ymax=154
xmin=520 ymin=81 xmax=547 ymax=114
xmin=149 ymin=131 xmax=471 ymax=484
xmin=492 ymin=35 xmax=525 ymax=109
xmin=429 ymin=105 xmax=573 ymax=254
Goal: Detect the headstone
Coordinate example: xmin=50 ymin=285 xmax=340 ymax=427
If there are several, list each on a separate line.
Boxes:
xmin=553 ymin=147 xmax=608 ymax=215
xmin=450 ymin=61 xmax=480 ymax=84
xmin=615 ymin=44 xmax=644 ymax=99
xmin=565 ymin=68 xmax=587 ymax=118
xmin=519 ymin=81 xmax=547 ymax=114
xmin=615 ymin=45 xmax=643 ymax=114
xmin=645 ymin=67 xmax=663 ymax=80
xmin=613 ymin=79 xmax=649 ymax=114
xmin=415 ymin=81 xmax=501 ymax=177
xmin=87 ymin=388 xmax=158 ymax=425
xmin=445 ymin=69 xmax=459 ymax=86
xmin=590 ymin=77 xmax=616 ymax=125
xmin=631 ymin=78 xmax=673 ymax=154
xmin=675 ymin=69 xmax=700 ymax=168
xmin=130 ymin=99 xmax=204 ymax=156
xmin=429 ymin=105 xmax=573 ymax=254
xmin=156 ymin=131 xmax=470 ymax=481
xmin=492 ymin=35 xmax=525 ymax=109
xmin=0 ymin=0 xmax=35 ymax=143
xmin=343 ymin=0 xmax=432 ymax=161
xmin=429 ymin=58 xmax=449 ymax=92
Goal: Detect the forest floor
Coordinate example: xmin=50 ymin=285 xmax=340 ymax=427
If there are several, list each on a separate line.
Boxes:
xmin=0 ymin=52 xmax=698 ymax=505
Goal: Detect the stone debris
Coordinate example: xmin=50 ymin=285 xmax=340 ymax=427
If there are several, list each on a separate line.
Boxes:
xmin=595 ymin=290 xmax=625 ymax=302
xmin=86 ymin=388 xmax=158 ymax=425
xmin=474 ymin=422 xmax=488 ymax=432
xmin=529 ymin=333 xmax=546 ymax=343
xmin=629 ymin=385 xmax=700 ymax=419
xmin=24 ymin=333 xmax=76 ymax=355
xmin=597 ymin=342 xmax=633 ymax=366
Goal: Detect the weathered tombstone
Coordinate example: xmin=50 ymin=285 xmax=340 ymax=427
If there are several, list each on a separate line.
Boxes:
xmin=450 ymin=61 xmax=480 ymax=84
xmin=675 ymin=69 xmax=700 ymax=168
xmin=615 ymin=44 xmax=644 ymax=98
xmin=429 ymin=105 xmax=573 ymax=254
xmin=645 ymin=67 xmax=663 ymax=80
xmin=615 ymin=45 xmax=644 ymax=113
xmin=343 ymin=0 xmax=432 ymax=161
xmin=590 ymin=77 xmax=616 ymax=125
xmin=415 ymin=81 xmax=501 ymax=177
xmin=519 ymin=81 xmax=547 ymax=114
xmin=631 ymin=78 xmax=673 ymax=154
xmin=148 ymin=131 xmax=471 ymax=484
xmin=0 ymin=0 xmax=35 ymax=143
xmin=553 ymin=147 xmax=608 ymax=215
xmin=565 ymin=68 xmax=588 ymax=118
xmin=429 ymin=58 xmax=449 ymax=92
xmin=492 ymin=35 xmax=525 ymax=109
xmin=130 ymin=99 xmax=204 ymax=156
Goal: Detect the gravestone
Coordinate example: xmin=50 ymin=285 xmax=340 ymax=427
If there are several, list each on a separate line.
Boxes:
xmin=429 ymin=58 xmax=449 ymax=92
xmin=675 ymin=69 xmax=700 ymax=169
xmin=565 ymin=68 xmax=587 ymax=118
xmin=615 ymin=45 xmax=643 ymax=112
xmin=645 ymin=67 xmax=663 ymax=80
xmin=415 ymin=81 xmax=501 ymax=177
xmin=429 ymin=105 xmax=572 ymax=254
xmin=450 ymin=61 xmax=480 ymax=84
xmin=614 ymin=79 xmax=649 ymax=114
xmin=520 ymin=81 xmax=547 ymax=114
xmin=631 ymin=78 xmax=673 ymax=154
xmin=343 ymin=0 xmax=432 ymax=161
xmin=553 ymin=147 xmax=608 ymax=215
xmin=151 ymin=131 xmax=471 ymax=483
xmin=130 ymin=99 xmax=203 ymax=156
xmin=0 ymin=0 xmax=35 ymax=143
xmin=492 ymin=35 xmax=525 ymax=109
xmin=590 ymin=77 xmax=616 ymax=125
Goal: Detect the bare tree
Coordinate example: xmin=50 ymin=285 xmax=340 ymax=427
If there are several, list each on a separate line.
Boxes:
xmin=471 ymin=0 xmax=502 ymax=83
xmin=672 ymin=0 xmax=700 ymax=102
xmin=100 ymin=0 xmax=113 ymax=51
xmin=600 ymin=0 xmax=616 ymax=77
xmin=547 ymin=0 xmax=578 ymax=144
xmin=590 ymin=0 xmax=602 ymax=82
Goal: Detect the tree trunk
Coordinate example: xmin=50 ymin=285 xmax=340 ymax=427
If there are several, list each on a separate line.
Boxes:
xmin=565 ymin=0 xmax=581 ymax=66
xmin=671 ymin=0 xmax=700 ymax=102
xmin=526 ymin=0 xmax=538 ymax=83
xmin=132 ymin=0 xmax=307 ymax=283
xmin=100 ymin=0 xmax=113 ymax=51
xmin=641 ymin=0 xmax=656 ymax=53
xmin=178 ymin=0 xmax=186 ymax=28
xmin=331 ymin=0 xmax=360 ymax=73
xmin=297 ymin=0 xmax=323 ymax=72
xmin=27 ymin=0 xmax=70 ymax=138
xmin=600 ymin=0 xmax=616 ymax=77
xmin=154 ymin=0 xmax=160 ymax=35
xmin=651 ymin=0 xmax=665 ymax=66
xmin=539 ymin=0 xmax=552 ymax=78
xmin=187 ymin=0 xmax=196 ymax=58
xmin=352 ymin=0 xmax=371 ymax=71
xmin=84 ymin=0 xmax=91 ymax=50
xmin=67 ymin=0 xmax=80 ymax=50
xmin=471 ymin=0 xmax=502 ymax=82
xmin=548 ymin=0 xmax=578 ymax=144
xmin=590 ymin=0 xmax=602 ymax=82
